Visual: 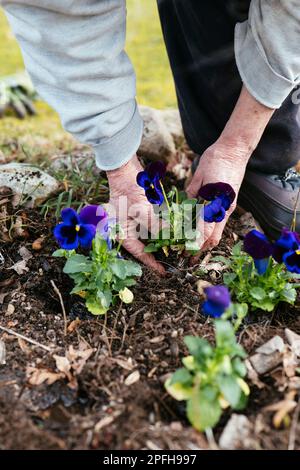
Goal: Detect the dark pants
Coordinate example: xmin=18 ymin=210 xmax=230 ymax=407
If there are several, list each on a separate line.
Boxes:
xmin=157 ymin=0 xmax=300 ymax=174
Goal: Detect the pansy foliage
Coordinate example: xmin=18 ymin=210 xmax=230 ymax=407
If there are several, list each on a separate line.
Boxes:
xmin=213 ymin=241 xmax=300 ymax=312
xmin=137 ymin=162 xmax=236 ymax=256
xmin=165 ymin=320 xmax=249 ymax=432
xmin=53 ymin=206 xmax=142 ymax=315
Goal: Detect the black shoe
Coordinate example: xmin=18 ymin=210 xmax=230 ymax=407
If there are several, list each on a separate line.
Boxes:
xmin=238 ymin=168 xmax=300 ymax=239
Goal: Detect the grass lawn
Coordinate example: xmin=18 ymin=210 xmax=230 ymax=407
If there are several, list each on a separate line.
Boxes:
xmin=0 ymin=1 xmax=176 ymax=161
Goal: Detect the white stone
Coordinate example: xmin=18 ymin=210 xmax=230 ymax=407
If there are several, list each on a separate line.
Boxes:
xmin=0 ymin=163 xmax=59 ymax=207
xmin=219 ymin=414 xmax=253 ymax=450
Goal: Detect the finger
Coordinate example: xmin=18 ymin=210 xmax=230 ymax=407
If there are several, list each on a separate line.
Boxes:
xmin=131 ymin=202 xmax=168 ymax=240
xmin=201 ymin=218 xmax=227 ymax=251
xmin=122 ymin=238 xmax=166 ymax=276
xmin=189 ymin=220 xmax=215 ymax=266
xmin=186 ymin=167 xmax=203 ymax=199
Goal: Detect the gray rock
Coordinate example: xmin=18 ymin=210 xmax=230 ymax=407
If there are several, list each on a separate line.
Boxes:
xmin=285 ymin=328 xmax=300 ymax=357
xmin=159 ymin=108 xmax=184 ymax=146
xmin=51 ymin=107 xmax=184 ymax=170
xmin=138 ymin=105 xmax=183 ymax=162
xmin=0 ymin=163 xmax=59 ymax=207
xmin=250 ymin=336 xmax=285 ymax=375
xmin=219 ymin=414 xmax=253 ymax=450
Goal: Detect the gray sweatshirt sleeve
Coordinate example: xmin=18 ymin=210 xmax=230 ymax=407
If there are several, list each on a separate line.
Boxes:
xmin=1 ymin=0 xmax=143 ymax=170
xmin=235 ymin=0 xmax=300 ymax=109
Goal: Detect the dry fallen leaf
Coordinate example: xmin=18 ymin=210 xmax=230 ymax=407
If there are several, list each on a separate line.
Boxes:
xmin=112 ymin=357 xmax=134 ymax=371
xmin=53 ymin=354 xmax=72 ymax=381
xmin=32 ymin=237 xmax=44 ymax=251
xmin=27 ymin=366 xmax=64 ymax=386
xmin=283 ymin=349 xmax=298 ymax=378
xmin=67 ymin=318 xmax=81 ymax=333
xmin=6 ymin=303 xmax=15 ymax=316
xmin=27 ymin=342 xmax=95 ymax=388
xmin=149 ymin=335 xmax=165 ymax=344
xmin=197 ymin=280 xmax=212 ymax=297
xmin=125 ymin=370 xmax=140 ymax=386
xmin=9 ymin=259 xmax=29 ymax=275
xmin=18 ymin=246 xmax=32 ymax=261
xmin=18 ymin=337 xmax=31 ymax=355
xmin=265 ymin=391 xmax=297 ymax=429
xmin=94 ymin=416 xmax=115 ymax=433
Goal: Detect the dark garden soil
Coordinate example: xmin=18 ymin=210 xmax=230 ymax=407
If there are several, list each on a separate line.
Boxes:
xmin=1 ymin=178 xmax=300 ymax=450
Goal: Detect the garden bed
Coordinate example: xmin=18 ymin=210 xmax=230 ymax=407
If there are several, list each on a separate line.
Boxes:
xmin=1 ymin=166 xmax=300 ymax=450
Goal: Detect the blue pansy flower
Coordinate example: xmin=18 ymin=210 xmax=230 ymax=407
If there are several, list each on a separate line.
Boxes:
xmin=203 ymin=285 xmax=231 ymax=318
xmin=137 ymin=161 xmax=166 ymax=205
xmin=244 ymin=230 xmax=274 ymax=275
xmin=202 ymin=197 xmax=226 ymax=223
xmin=273 ymin=228 xmax=300 ymax=274
xmin=273 ymin=228 xmax=300 ymax=262
xmin=54 ymin=207 xmax=96 ymax=250
xmin=198 ymin=182 xmax=236 ymax=223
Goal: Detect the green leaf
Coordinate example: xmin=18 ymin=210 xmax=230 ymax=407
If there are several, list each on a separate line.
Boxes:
xmin=187 ymin=386 xmax=221 ymax=432
xmin=169 ymin=368 xmax=192 ymax=386
xmin=232 ymin=357 xmax=247 ymax=377
xmin=282 ymin=287 xmax=297 ymax=303
xmin=86 ymin=299 xmax=107 ymax=315
xmin=256 ymin=299 xmax=275 ymax=312
xmin=249 ymin=287 xmax=266 ymax=301
xmin=52 ymin=249 xmax=67 ymax=258
xmin=217 ymin=375 xmax=241 ymax=408
xmin=233 ymin=390 xmax=249 ymax=411
xmin=165 ymin=378 xmax=193 ymax=401
xmin=185 ymin=240 xmax=200 ymax=253
xmin=215 ymin=320 xmax=236 ymax=349
xmin=232 ymin=242 xmax=242 ymax=256
xmin=98 ymin=290 xmax=112 ymax=309
xmin=123 ymin=260 xmax=142 ymax=277
xmin=184 ymin=336 xmax=213 ymax=361
xmin=111 ymin=260 xmax=127 ymax=279
xmin=182 ymin=355 xmax=196 ymax=371
xmin=223 ymin=272 xmax=237 ymax=285
xmin=211 ymin=255 xmax=229 ymax=264
xmin=182 ymin=198 xmax=198 ymax=206
xmin=63 ymin=254 xmax=93 ymax=274
xmin=144 ymin=243 xmax=158 ymax=253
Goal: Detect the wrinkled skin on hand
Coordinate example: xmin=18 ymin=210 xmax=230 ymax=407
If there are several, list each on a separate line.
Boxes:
xmin=107 ymin=155 xmax=165 ymax=275
xmin=187 ymin=140 xmax=249 ymax=257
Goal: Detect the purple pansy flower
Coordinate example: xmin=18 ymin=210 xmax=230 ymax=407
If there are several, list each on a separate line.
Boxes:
xmin=79 ymin=204 xmax=108 ymax=228
xmin=244 ymin=230 xmax=274 ymax=275
xmin=54 ymin=207 xmax=96 ymax=250
xmin=202 ymin=285 xmax=231 ymax=318
xmin=198 ymin=182 xmax=236 ymax=223
xmin=137 ymin=162 xmax=166 ymax=205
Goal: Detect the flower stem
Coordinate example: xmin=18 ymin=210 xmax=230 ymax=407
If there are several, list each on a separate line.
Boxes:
xmin=160 ymin=181 xmax=171 ymax=214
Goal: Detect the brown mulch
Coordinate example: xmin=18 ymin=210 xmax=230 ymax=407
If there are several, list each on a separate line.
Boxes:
xmin=1 ymin=201 xmax=300 ymax=450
